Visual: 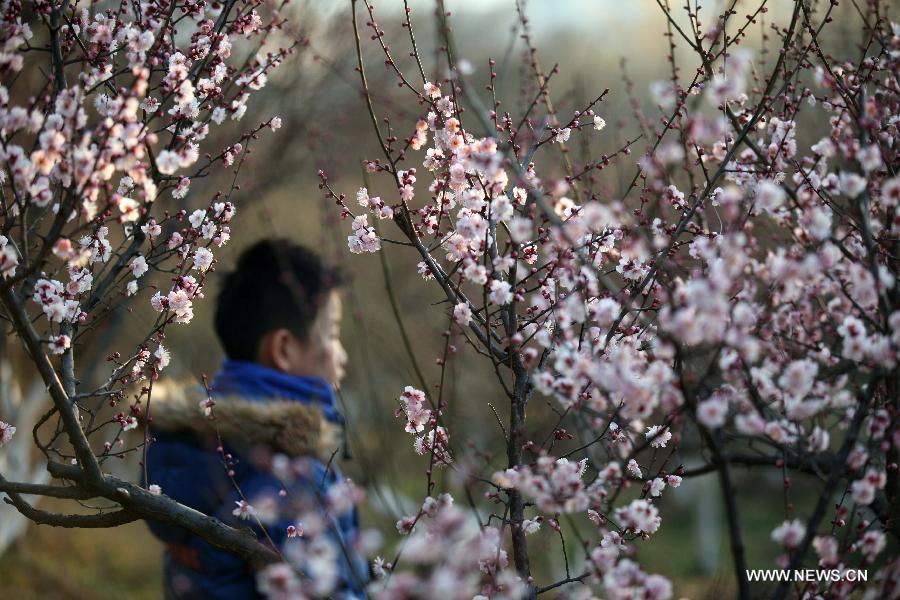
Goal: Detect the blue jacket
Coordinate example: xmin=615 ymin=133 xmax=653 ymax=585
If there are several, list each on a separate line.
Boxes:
xmin=144 ymin=360 xmax=368 ymax=599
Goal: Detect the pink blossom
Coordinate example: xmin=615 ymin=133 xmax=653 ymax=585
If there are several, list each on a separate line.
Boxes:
xmin=192 ymin=247 xmax=214 ymax=272
xmin=839 ymin=172 xmax=867 ymax=197
xmin=0 ymin=421 xmax=16 ymax=446
xmin=615 ymin=499 xmax=660 ymax=535
xmin=156 ymin=150 xmax=181 ymax=175
xmin=488 ymin=280 xmax=513 ymax=305
xmin=696 ymin=397 xmax=728 ymax=429
xmin=423 ymin=81 xmax=441 ymax=99
xmin=48 ymin=335 xmax=71 ymax=355
xmin=553 ymin=128 xmax=571 ymax=143
xmin=398 ymin=386 xmax=431 ymax=434
xmin=232 ymin=500 xmax=256 ymax=520
xmin=857 ymin=145 xmax=882 ymax=172
xmin=129 ymin=255 xmax=148 ymax=278
xmin=453 ymin=302 xmax=472 ymax=326
xmin=256 ymin=563 xmax=302 ymax=598
xmin=813 ymin=536 xmax=839 ymax=567
xmin=857 ymin=531 xmax=886 ymax=561
xmin=771 ymin=519 xmax=805 ymax=549
xmin=347 ymin=215 xmax=381 ymax=254
xmin=755 ymin=180 xmax=786 ymax=212
xmin=645 ymin=425 xmax=671 ymax=448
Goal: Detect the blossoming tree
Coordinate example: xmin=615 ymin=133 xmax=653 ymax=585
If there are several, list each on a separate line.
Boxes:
xmin=0 ymin=0 xmax=297 ymax=565
xmin=316 ymin=0 xmax=899 ymax=598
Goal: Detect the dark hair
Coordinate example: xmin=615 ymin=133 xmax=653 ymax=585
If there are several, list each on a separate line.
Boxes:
xmin=214 ymin=239 xmax=341 ymax=360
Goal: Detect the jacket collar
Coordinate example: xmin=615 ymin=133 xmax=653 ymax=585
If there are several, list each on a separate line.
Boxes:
xmin=211 ymin=359 xmax=343 ymax=424
xmin=148 ymin=380 xmax=341 ymax=460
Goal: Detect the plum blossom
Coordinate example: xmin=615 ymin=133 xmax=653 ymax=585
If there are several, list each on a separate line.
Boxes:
xmin=857 ymin=145 xmax=882 ymax=172
xmin=156 ymin=150 xmax=181 ymax=175
xmin=453 ymin=302 xmax=472 ymax=326
xmin=857 ymin=531 xmax=886 ymax=561
xmin=154 ymin=345 xmax=171 ymax=370
xmin=522 ymin=519 xmax=541 ymax=535
xmin=755 ymin=180 xmax=786 ymax=212
xmin=615 ymin=499 xmax=660 ymax=535
xmin=347 ymin=215 xmax=381 ymax=254
xmin=257 ymin=563 xmax=302 ymax=599
xmin=0 ymin=421 xmax=16 ymax=446
xmin=232 ymin=500 xmax=256 ymax=520
xmin=778 ymin=359 xmax=818 ymax=401
xmin=326 ymin=479 xmax=365 ymax=516
xmin=696 ymin=396 xmax=728 ymax=429
xmin=649 ymin=80 xmax=677 ymax=108
xmin=626 ymin=459 xmax=642 ymax=479
xmin=48 ymin=335 xmax=71 ymax=355
xmin=645 ymin=425 xmax=671 ymax=448
xmin=489 ymin=280 xmax=513 ymax=305
xmin=0 ymin=236 xmax=19 ymax=279
xmin=192 ymin=247 xmax=214 ymax=272
xmin=398 ymin=386 xmax=431 ymax=434
xmin=554 ymin=128 xmax=571 ymax=143
xmin=150 ymin=280 xmax=198 ymax=325
xmin=129 ymin=255 xmax=148 ymax=278
xmin=771 ymin=519 xmax=806 ymax=549
xmin=423 ymin=81 xmax=441 ymax=99
xmin=494 ymin=456 xmax=590 ymax=513
xmin=837 ymin=315 xmax=867 ymax=360
xmin=850 ymin=469 xmax=886 ymax=506
xmin=188 ymin=209 xmax=207 ymax=229
xmin=839 ymin=172 xmax=867 ymax=197
xmin=813 ymin=536 xmax=839 ymax=567
xmin=141 ymin=220 xmax=162 ymax=241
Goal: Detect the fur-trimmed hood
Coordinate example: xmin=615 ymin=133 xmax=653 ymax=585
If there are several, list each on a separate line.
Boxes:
xmin=148 ymin=381 xmax=342 ymax=460
xmin=144 ymin=378 xmax=367 ymax=597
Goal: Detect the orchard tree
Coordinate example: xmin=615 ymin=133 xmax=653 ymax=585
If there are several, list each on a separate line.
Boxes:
xmin=0 ymin=0 xmax=302 ymax=565
xmin=314 ymin=0 xmax=899 ymax=598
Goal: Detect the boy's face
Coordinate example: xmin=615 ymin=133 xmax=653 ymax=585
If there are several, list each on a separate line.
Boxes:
xmin=308 ymin=291 xmax=347 ymax=386
xmin=259 ymin=291 xmax=347 ymax=388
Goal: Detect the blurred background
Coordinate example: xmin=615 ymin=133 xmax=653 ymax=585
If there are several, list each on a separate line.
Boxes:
xmin=0 ymin=1 xmax=870 ymax=597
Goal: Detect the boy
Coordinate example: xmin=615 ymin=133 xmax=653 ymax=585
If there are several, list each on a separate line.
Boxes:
xmin=145 ymin=239 xmax=367 ymax=599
